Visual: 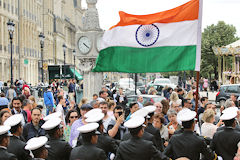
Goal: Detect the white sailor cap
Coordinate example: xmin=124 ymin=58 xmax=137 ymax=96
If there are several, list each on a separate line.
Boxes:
xmin=4 ymin=114 xmax=23 ymax=127
xmin=84 ymin=108 xmax=102 ymax=118
xmin=177 ymin=109 xmax=196 ymax=122
xmin=77 ymin=123 xmax=100 ymax=134
xmin=124 ymin=116 xmax=146 ymax=129
xmin=85 ymin=112 xmax=104 ymax=123
xmin=220 ymin=111 xmax=237 ymax=120
xmin=222 ymin=106 xmax=238 ymax=114
xmin=0 ymin=125 xmax=11 ymax=136
xmin=25 ymin=136 xmax=49 ymax=151
xmin=144 ymin=105 xmax=156 ymax=114
xmin=131 ymin=108 xmax=149 ymax=118
xmin=43 ymin=112 xmax=61 ymax=121
xmin=41 ymin=118 xmax=62 ymax=130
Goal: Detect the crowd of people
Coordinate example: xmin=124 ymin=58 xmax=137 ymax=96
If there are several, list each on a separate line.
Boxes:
xmin=0 ymin=78 xmax=240 ymax=160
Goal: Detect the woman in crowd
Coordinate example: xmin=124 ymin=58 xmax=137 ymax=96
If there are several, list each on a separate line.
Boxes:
xmin=153 ymin=113 xmax=169 ymax=141
xmin=107 ymin=100 xmax=116 ymax=118
xmin=161 ymin=99 xmax=170 ymax=124
xmin=201 ymin=109 xmax=222 ymax=138
xmin=64 ymin=109 xmax=79 ymax=143
xmin=29 ymin=95 xmax=37 ymax=108
xmin=22 ymin=87 xmax=31 ymax=99
xmin=169 ymin=91 xmax=179 ymax=103
xmin=0 ymin=110 xmax=11 ymax=125
xmin=167 ymin=109 xmax=181 ymax=138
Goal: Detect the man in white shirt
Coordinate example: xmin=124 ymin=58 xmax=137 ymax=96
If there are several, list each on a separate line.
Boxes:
xmin=99 ymin=101 xmax=112 ymax=133
xmin=56 ymin=95 xmax=66 ymax=126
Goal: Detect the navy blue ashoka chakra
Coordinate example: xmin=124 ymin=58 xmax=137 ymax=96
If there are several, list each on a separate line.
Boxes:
xmin=135 ymin=24 xmax=160 ymax=47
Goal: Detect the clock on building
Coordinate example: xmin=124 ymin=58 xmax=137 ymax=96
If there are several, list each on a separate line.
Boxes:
xmin=78 ymin=36 xmax=92 ymax=54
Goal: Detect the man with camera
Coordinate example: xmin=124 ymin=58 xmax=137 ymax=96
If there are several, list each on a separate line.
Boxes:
xmin=107 ymin=105 xmax=126 ymax=141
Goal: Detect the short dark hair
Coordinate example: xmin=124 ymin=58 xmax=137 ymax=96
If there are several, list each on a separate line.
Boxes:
xmin=99 ymin=90 xmax=106 ymax=96
xmin=129 ymin=126 xmax=143 ymax=137
xmin=10 ymin=122 xmax=22 ymax=134
xmin=0 ymin=93 xmax=5 ymax=97
xmin=182 ymin=119 xmax=194 ymax=129
xmin=47 ymin=85 xmax=51 ymax=89
xmin=223 ymin=118 xmax=235 ymax=127
xmin=129 ymin=102 xmax=138 ymax=109
xmin=93 ymin=94 xmax=98 ymax=97
xmin=182 ymin=98 xmax=190 ymax=106
xmin=32 ymin=146 xmax=45 ymax=158
xmin=12 ymin=97 xmax=22 ymax=104
xmin=99 ymin=101 xmax=108 ymax=106
xmin=113 ymin=105 xmax=123 ymax=113
xmin=36 ymin=105 xmax=43 ymax=110
xmin=18 ymin=95 xmax=26 ymax=102
xmin=81 ymin=133 xmax=94 ymax=143
xmin=177 ymin=88 xmax=183 ymax=92
xmin=0 ymin=134 xmax=8 ymax=144
xmin=57 ymin=95 xmax=63 ymax=102
xmin=47 ymin=126 xmax=59 ymax=137
xmin=167 ymin=87 xmax=173 ymax=92
xmin=200 ymin=97 xmax=208 ymax=103
xmin=31 ymin=107 xmax=42 ymax=114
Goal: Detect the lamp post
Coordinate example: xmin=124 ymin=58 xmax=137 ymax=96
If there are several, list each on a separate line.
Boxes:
xmin=7 ymin=20 xmax=15 ymax=85
xmin=39 ymin=32 xmax=45 ymax=83
xmin=62 ymin=44 xmax=67 ymax=79
xmin=73 ymin=49 xmax=76 ymax=80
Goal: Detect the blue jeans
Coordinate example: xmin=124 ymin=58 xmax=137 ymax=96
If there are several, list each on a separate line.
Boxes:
xmin=46 ymin=105 xmax=53 ymax=115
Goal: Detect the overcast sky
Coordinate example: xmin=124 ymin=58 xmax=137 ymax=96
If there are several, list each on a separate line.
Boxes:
xmin=92 ymin=0 xmax=240 ymax=36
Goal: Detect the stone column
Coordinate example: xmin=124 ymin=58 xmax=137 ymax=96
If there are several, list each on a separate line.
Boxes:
xmin=79 ymin=58 xmax=103 ymax=100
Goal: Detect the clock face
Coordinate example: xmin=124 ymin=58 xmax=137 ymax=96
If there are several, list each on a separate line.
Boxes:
xmin=78 ymin=36 xmax=92 ymax=55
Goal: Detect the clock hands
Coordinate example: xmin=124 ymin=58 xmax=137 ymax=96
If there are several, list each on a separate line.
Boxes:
xmin=83 ymin=43 xmax=89 ymax=49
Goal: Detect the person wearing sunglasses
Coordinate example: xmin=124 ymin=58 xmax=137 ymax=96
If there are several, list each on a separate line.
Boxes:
xmin=64 ymin=110 xmax=79 ymax=143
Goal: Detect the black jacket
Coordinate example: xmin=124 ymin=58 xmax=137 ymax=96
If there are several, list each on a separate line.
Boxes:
xmin=115 ymin=136 xmax=168 ymax=160
xmin=145 ymin=123 xmax=164 ymax=151
xmin=0 ymin=147 xmax=17 ymax=160
xmin=22 ymin=120 xmax=46 ymax=141
xmin=7 ymin=135 xmax=31 ymax=160
xmin=164 ymin=130 xmax=215 ymax=160
xmin=77 ymin=133 xmax=118 ymax=156
xmin=211 ymin=127 xmax=240 ymax=160
xmin=46 ymin=138 xmax=72 ymax=160
xmin=70 ymin=143 xmax=107 ymax=160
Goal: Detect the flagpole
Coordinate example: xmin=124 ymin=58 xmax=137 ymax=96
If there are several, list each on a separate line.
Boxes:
xmin=135 ymin=73 xmax=137 ymax=95
xmin=195 ymin=71 xmax=200 ymax=115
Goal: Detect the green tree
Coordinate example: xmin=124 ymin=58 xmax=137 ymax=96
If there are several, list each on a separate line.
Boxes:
xmin=201 ymin=21 xmax=239 ymax=79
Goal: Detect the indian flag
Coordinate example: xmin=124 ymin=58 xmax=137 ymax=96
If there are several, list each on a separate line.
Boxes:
xmin=93 ymin=0 xmax=202 ymax=73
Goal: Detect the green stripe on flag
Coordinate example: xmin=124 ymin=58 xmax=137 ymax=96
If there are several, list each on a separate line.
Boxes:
xmin=92 ymin=45 xmax=196 ymax=73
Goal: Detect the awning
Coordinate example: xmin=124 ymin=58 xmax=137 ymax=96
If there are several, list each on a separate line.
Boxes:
xmin=70 ymin=68 xmax=83 ymax=80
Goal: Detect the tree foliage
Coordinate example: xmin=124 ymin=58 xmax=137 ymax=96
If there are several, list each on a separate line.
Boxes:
xmin=201 ymin=21 xmax=239 ymax=79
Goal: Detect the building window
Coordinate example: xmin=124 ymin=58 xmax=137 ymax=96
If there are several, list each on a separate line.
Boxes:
xmin=7 ymin=4 xmax=9 ymax=12
xmin=11 ymin=6 xmax=14 ymax=14
xmin=16 ymin=8 xmax=18 ymax=15
xmin=0 ymin=0 xmax=2 ymax=7
xmin=3 ymin=2 xmax=5 ymax=9
xmin=0 ymin=45 xmax=2 ymax=51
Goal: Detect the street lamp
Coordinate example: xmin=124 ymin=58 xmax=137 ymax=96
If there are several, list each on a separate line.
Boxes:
xmin=39 ymin=32 xmax=45 ymax=83
xmin=73 ymin=49 xmax=76 ymax=80
xmin=7 ymin=20 xmax=15 ymax=85
xmin=62 ymin=44 xmax=67 ymax=79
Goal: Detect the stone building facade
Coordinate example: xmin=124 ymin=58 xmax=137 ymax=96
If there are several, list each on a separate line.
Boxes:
xmin=0 ymin=0 xmax=80 ymax=85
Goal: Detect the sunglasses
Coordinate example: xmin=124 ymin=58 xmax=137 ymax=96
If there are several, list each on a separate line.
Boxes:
xmin=70 ymin=116 xmax=78 ymax=119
